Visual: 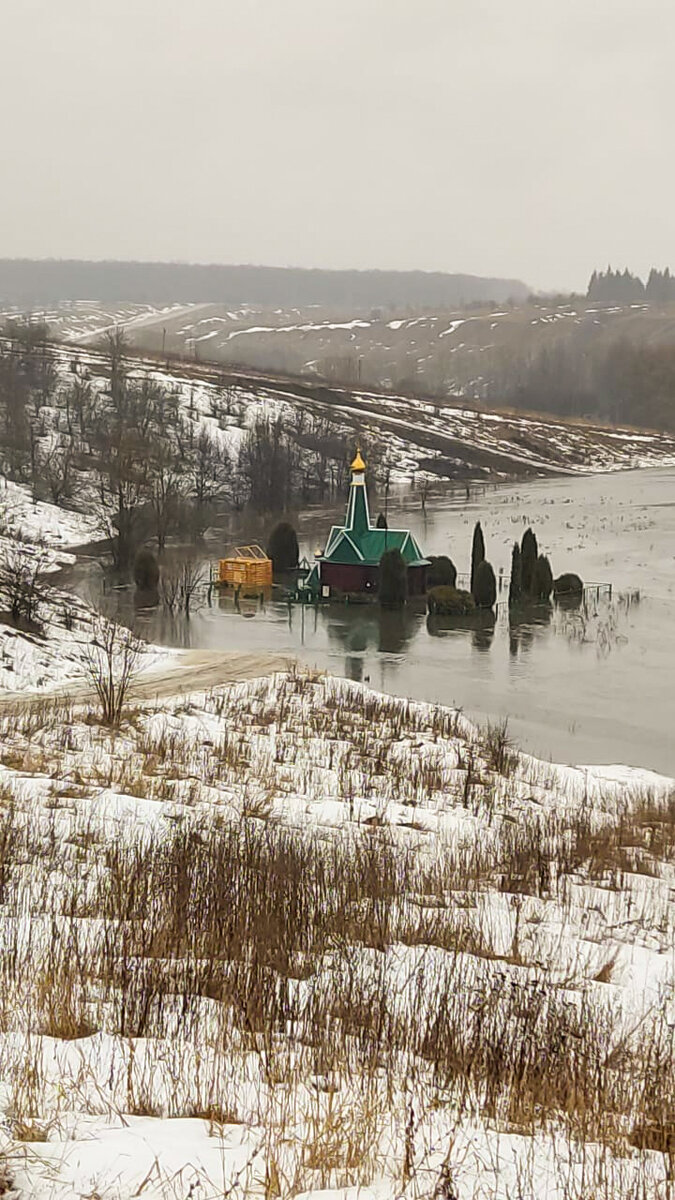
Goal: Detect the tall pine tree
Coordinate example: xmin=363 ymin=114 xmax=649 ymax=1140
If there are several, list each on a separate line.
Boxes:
xmin=470 ymin=522 xmax=485 ymax=598
xmin=521 ymin=528 xmax=538 ymax=597
xmin=508 ymin=543 xmax=522 ymax=608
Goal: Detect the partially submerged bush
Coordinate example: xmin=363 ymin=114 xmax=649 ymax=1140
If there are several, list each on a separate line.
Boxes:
xmin=427 ymin=585 xmax=475 ymax=616
xmin=427 ymin=555 xmax=457 ymax=589
xmin=554 ymin=572 xmax=583 ymax=597
xmin=133 ymin=547 xmax=159 ymax=591
xmin=267 ymin=522 xmax=299 ymax=573
xmin=379 ymin=548 xmax=408 ymax=608
xmin=474 ymin=560 xmax=497 ymax=609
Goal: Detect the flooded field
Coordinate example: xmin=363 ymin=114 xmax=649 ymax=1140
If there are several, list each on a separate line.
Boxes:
xmin=72 ymin=466 xmax=675 ymax=775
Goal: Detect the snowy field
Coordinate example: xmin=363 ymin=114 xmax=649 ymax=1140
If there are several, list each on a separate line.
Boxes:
xmin=0 ymin=669 xmax=672 ymax=1197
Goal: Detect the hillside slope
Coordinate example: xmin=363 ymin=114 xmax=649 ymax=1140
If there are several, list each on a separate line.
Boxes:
xmin=26 ymin=294 xmax=675 ymax=428
xmin=55 ymin=342 xmax=675 ymax=481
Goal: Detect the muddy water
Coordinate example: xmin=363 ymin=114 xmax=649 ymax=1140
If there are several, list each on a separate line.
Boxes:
xmin=74 ymin=467 xmax=675 ymax=775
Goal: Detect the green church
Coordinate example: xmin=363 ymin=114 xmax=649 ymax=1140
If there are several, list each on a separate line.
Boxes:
xmin=305 ymin=450 xmax=429 ymax=598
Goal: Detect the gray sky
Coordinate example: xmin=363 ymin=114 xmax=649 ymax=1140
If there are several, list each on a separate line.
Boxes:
xmin=1 ymin=0 xmax=672 ymax=291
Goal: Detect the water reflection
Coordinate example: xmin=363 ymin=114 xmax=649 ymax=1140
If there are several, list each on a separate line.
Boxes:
xmin=508 ymin=602 xmax=553 ymax=658
xmin=426 ymin=609 xmax=497 ymax=652
xmin=327 ymin=605 xmax=421 ymax=667
xmin=472 ymin=611 xmax=497 ymax=653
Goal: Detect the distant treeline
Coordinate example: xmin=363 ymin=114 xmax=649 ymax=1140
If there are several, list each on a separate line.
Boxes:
xmin=0 ymin=259 xmax=529 ymax=310
xmin=587 ymin=266 xmax=675 ymax=305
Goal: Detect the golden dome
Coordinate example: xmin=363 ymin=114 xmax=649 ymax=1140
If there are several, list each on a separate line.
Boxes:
xmin=351 ymin=448 xmax=366 ymax=472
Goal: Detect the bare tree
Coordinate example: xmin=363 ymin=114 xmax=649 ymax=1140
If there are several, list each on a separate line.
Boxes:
xmin=159 ymin=568 xmax=181 ymax=612
xmin=83 ymin=619 xmax=142 ymax=726
xmin=190 ymin=427 xmax=228 ymax=508
xmin=150 ymin=452 xmax=183 ymax=553
xmin=159 ymin=561 xmax=204 ymax=616
xmin=41 ymin=445 xmax=74 ymax=505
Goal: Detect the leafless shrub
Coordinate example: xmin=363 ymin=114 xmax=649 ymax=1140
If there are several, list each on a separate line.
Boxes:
xmin=159 ymin=560 xmax=204 ymax=615
xmin=0 ymin=543 xmax=50 ymax=629
xmin=82 ymin=618 xmax=142 ymax=725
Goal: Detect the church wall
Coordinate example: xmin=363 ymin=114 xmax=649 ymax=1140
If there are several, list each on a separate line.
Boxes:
xmin=320 ymin=562 xmax=427 ymax=596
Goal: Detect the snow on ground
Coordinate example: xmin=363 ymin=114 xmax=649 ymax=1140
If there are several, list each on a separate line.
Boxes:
xmin=8 ymin=338 xmax=675 ymax=492
xmin=0 ymin=476 xmax=99 ymax=550
xmin=62 ymin=343 xmax=675 ymax=481
xmin=0 ymin=669 xmax=672 ymax=1196
xmin=0 ymin=528 xmax=169 ymax=694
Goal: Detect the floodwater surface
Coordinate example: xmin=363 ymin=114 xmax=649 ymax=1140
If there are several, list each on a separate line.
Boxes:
xmin=78 ymin=467 xmax=675 ymax=775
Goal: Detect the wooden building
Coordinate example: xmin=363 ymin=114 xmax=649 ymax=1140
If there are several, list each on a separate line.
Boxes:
xmin=217 ymin=545 xmax=273 ymax=588
xmin=306 ymin=451 xmax=428 ymax=598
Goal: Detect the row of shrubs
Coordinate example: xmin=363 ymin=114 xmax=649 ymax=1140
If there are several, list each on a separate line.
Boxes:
xmin=425 ymin=524 xmax=583 ymax=616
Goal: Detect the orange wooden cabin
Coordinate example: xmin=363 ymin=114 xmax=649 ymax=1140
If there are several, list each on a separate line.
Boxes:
xmin=217 ymin=545 xmax=273 ymax=588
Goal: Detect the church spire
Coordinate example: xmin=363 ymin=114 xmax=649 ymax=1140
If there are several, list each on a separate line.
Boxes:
xmin=345 ymin=448 xmax=371 ymax=534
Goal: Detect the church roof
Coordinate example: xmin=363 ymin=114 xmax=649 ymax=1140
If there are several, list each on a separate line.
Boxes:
xmin=319 ymin=451 xmax=429 ymax=568
xmin=323 ymin=524 xmax=428 ymax=566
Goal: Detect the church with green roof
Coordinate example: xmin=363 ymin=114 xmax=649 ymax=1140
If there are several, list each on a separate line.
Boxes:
xmin=305 ymin=450 xmax=429 ymax=598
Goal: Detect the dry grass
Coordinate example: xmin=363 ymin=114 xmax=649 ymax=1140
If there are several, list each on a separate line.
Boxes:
xmin=0 ymin=672 xmax=671 ymax=1195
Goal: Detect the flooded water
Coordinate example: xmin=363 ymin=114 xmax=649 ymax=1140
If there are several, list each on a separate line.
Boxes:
xmin=71 ymin=466 xmax=675 ymax=775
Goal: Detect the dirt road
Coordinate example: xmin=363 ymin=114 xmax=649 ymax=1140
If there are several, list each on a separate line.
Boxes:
xmin=0 ymin=650 xmax=292 ymax=712
xmin=130 ymin=649 xmax=292 ymax=701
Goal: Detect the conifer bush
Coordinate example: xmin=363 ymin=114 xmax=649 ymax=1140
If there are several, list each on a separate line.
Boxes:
xmin=533 ymin=554 xmax=554 ymax=601
xmin=133 ymin=548 xmax=159 ymax=592
xmin=521 ymin=528 xmax=538 ymax=596
xmin=379 ymin=548 xmax=408 ymax=608
xmin=427 ymin=555 xmax=457 ymax=589
xmin=267 ymin=522 xmax=299 ymax=573
xmin=508 ymin=543 xmax=522 ymax=607
xmin=474 ymin=560 xmax=497 ymax=609
xmin=470 ymin=522 xmax=485 ymax=596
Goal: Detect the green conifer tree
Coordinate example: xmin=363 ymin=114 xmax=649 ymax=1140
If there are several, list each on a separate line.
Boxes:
xmin=533 ymin=554 xmax=553 ymax=600
xmin=470 ymin=522 xmax=485 ymax=597
xmin=508 ymin=543 xmax=522 ymax=607
xmin=520 ymin=528 xmax=538 ymax=597
xmin=379 ymin=548 xmax=408 ymax=609
xmin=474 ymin=560 xmax=496 ymax=610
xmin=267 ymin=522 xmax=299 ymax=573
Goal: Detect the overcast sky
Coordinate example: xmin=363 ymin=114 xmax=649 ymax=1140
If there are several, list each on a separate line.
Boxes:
xmin=1 ymin=0 xmax=672 ymax=291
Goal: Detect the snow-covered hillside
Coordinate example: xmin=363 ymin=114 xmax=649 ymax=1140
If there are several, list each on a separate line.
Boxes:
xmin=47 ymin=296 xmax=675 ymax=411
xmin=0 ymin=476 xmax=99 ymax=550
xmin=32 ymin=341 xmax=675 ymax=483
xmin=0 ymin=670 xmax=672 ymax=1197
